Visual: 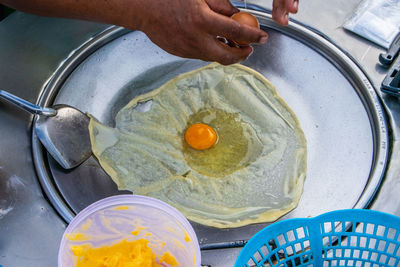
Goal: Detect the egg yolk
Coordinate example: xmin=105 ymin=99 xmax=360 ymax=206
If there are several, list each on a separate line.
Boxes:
xmin=71 ymin=238 xmax=178 ymax=267
xmin=185 ymin=123 xmax=217 ymax=150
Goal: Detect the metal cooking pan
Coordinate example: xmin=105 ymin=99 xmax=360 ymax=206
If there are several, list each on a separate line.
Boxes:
xmin=32 ymin=10 xmax=389 ymax=248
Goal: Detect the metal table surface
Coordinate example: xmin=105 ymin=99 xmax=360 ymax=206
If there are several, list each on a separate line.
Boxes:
xmin=1 ymin=1 xmax=399 ymax=266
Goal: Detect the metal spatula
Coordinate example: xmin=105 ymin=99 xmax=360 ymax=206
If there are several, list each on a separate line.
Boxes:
xmin=0 ymin=90 xmax=91 ymax=169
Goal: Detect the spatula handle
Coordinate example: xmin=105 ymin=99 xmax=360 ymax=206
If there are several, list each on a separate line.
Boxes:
xmin=379 ymin=31 xmax=400 ymax=67
xmin=0 ymin=90 xmax=57 ymax=116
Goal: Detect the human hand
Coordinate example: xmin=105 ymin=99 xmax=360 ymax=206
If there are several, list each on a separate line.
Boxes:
xmin=133 ymin=0 xmax=268 ymax=65
xmin=1 ymin=0 xmax=298 ymax=65
xmin=272 ymin=0 xmax=299 ymax=26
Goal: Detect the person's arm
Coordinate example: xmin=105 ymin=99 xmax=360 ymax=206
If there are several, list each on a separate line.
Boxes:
xmin=0 ymin=0 xmax=298 ymax=65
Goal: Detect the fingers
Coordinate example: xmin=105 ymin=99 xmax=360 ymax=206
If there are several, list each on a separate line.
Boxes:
xmin=203 ymin=38 xmax=254 ymax=65
xmin=142 ymin=0 xmax=262 ymax=65
xmin=205 ymin=0 xmax=239 ymax=16
xmin=287 ymin=0 xmax=299 ymax=13
xmin=272 ymin=0 xmax=298 ymax=26
xmin=206 ymin=12 xmax=268 ymax=45
xmin=272 ymin=8 xmax=289 ymax=26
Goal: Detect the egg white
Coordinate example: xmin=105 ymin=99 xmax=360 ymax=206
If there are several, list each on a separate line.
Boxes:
xmin=89 ymin=63 xmax=307 ymax=228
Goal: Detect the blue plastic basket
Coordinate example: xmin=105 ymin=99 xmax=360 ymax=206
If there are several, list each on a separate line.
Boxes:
xmin=235 ymin=209 xmax=400 ymax=267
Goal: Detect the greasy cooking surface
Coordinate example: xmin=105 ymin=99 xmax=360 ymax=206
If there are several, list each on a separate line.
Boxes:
xmin=33 ymin=13 xmax=387 ymax=245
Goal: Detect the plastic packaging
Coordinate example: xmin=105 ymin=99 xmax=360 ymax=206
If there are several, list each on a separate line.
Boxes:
xmin=343 ymin=0 xmax=400 ymax=49
xmin=58 ymin=195 xmax=201 ymax=267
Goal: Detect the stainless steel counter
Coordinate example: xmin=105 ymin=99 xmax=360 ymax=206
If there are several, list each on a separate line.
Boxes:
xmin=0 ymin=1 xmax=399 ymax=266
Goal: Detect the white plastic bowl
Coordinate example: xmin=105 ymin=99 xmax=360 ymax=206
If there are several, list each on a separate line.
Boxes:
xmin=58 ymin=195 xmax=201 ymax=267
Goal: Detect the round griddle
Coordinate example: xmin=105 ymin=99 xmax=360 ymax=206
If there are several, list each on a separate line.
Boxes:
xmin=32 ymin=12 xmax=389 ymax=247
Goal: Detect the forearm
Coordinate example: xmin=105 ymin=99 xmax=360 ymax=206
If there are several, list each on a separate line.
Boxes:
xmin=0 ymin=0 xmax=144 ymax=29
xmin=0 ymin=0 xmax=295 ymax=65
